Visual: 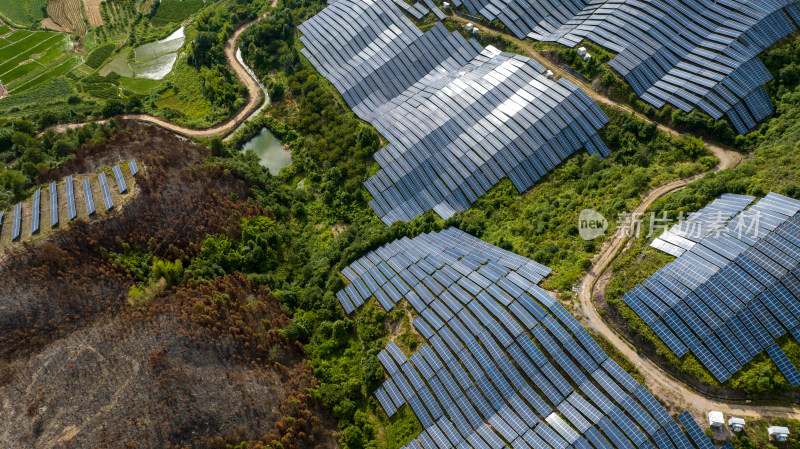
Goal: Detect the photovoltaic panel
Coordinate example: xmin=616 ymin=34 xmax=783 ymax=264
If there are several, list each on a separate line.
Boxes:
xmin=49 ymin=181 xmax=58 ymax=228
xmin=339 ymin=227 xmax=707 ymax=448
xmin=11 ymin=203 xmax=21 ymax=241
xmin=627 ymin=193 xmax=800 ymax=382
xmin=98 ymin=172 xmax=113 ymax=210
xmin=459 ymin=0 xmax=794 ymax=133
xmin=66 ymin=176 xmax=77 ymax=220
xmin=299 ymin=0 xmax=609 ymax=225
xmin=83 ymin=179 xmax=96 ymax=216
xmin=30 ymin=188 xmax=40 ymax=235
xmin=113 ymin=164 xmax=128 ymax=193
xmin=129 ymin=160 xmax=139 ymax=176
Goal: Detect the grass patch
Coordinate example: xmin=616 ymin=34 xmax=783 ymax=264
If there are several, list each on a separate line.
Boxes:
xmin=0 ymin=0 xmax=47 ymax=26
xmin=118 ymin=76 xmax=161 ymax=95
xmin=152 ymin=0 xmax=205 ymax=23
xmin=85 ymin=43 xmax=117 ymax=69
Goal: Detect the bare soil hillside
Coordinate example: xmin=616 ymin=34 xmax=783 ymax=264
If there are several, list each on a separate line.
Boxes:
xmin=0 ymin=122 xmax=337 ymax=449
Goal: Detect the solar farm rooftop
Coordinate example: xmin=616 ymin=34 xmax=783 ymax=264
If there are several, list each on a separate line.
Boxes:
xmin=337 ymin=228 xmax=715 ymax=449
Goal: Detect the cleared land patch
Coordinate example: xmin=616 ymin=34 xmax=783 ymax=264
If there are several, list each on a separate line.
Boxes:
xmin=83 ymin=0 xmax=103 ymax=27
xmin=45 ymin=0 xmax=88 ymax=35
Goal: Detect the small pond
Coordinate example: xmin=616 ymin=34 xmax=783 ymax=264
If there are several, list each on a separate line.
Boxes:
xmin=242 ymin=128 xmax=291 ymax=175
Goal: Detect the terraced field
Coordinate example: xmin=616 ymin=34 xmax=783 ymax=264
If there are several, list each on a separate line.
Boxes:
xmin=0 ymin=0 xmax=47 ymax=27
xmin=0 ymin=29 xmax=75 ymax=94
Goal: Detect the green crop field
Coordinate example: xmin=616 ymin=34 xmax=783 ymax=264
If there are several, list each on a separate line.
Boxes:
xmin=0 ymin=29 xmax=74 ymax=94
xmin=10 ymin=56 xmax=82 ymax=93
xmin=0 ymin=0 xmax=47 ymax=27
xmin=0 ymin=25 xmax=10 ymax=35
xmin=152 ymin=0 xmax=205 ymax=23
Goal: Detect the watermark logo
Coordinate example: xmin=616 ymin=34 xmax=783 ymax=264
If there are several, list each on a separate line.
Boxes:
xmin=579 ymin=209 xmax=608 ymax=240
xmin=577 ymin=209 xmax=762 ymax=241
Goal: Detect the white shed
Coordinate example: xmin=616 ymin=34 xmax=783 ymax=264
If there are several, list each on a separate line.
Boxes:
xmin=768 ymin=426 xmax=790 ymax=442
xmin=727 ymin=417 xmax=745 ymax=432
xmin=707 ymin=411 xmax=724 ymax=429
xmin=545 ymin=70 xmax=554 ymax=79
xmin=577 ymin=47 xmax=587 ymax=57
xmin=465 ymin=23 xmax=473 ymax=32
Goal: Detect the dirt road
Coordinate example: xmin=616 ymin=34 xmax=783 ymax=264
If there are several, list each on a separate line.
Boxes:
xmin=44 ymin=14 xmax=266 ymax=139
xmin=572 ymin=138 xmax=800 ymax=419
xmin=448 ymin=14 xmax=800 ymax=420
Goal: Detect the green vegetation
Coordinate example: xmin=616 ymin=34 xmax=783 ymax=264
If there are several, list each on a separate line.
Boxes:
xmin=447 ymin=108 xmax=715 ymax=291
xmin=152 ymin=0 xmax=205 ymax=24
xmin=0 ymin=120 xmax=114 ymax=209
xmin=725 ymin=418 xmax=800 ymax=448
xmin=2 ymin=0 xmax=800 ymax=446
xmin=0 ymin=0 xmax=261 ymax=128
xmin=0 ymin=0 xmax=46 ymax=27
xmin=85 ymin=43 xmax=117 ymax=69
xmin=231 ymin=3 xmax=716 ymax=446
xmin=0 ymin=30 xmax=73 ymax=94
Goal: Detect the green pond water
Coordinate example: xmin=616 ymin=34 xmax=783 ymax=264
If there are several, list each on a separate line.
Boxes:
xmin=242 ymin=128 xmax=291 ymax=175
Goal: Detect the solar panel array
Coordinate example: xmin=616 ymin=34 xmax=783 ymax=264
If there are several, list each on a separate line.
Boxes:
xmin=337 ymin=228 xmax=714 ymax=449
xmin=451 ymin=0 xmax=800 ymax=133
xmin=299 ymin=0 xmax=609 ymax=224
xmin=113 ymin=164 xmax=128 ymax=194
xmin=627 ymin=192 xmax=800 ymax=384
xmin=0 ymin=161 xmax=138 ymax=245
xmin=651 ymin=194 xmax=755 ymax=257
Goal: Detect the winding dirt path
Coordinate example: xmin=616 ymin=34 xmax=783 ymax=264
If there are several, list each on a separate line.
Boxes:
xmin=45 ymin=14 xmax=266 ymax=139
xmin=449 ymin=15 xmax=799 ymax=420
xmin=573 ymin=142 xmax=800 ymax=419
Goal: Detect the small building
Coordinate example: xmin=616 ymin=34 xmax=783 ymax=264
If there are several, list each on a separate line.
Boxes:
xmin=472 ymin=27 xmax=479 ymax=36
xmin=545 ymin=70 xmax=554 ymax=79
xmin=442 ymin=2 xmax=450 ymax=10
xmin=768 ymin=426 xmax=790 ymax=442
xmin=727 ymin=417 xmax=745 ymax=432
xmin=707 ymin=411 xmax=724 ymax=430
xmin=465 ymin=23 xmax=473 ymax=32
xmin=583 ymin=53 xmax=592 ymax=62
xmin=577 ymin=47 xmax=587 ymax=57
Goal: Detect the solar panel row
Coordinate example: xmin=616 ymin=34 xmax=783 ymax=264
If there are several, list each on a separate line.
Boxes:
xmin=98 ymin=172 xmax=114 ymax=211
xmin=12 ymin=203 xmax=21 ymax=241
xmin=452 ymin=0 xmax=797 ymax=133
xmin=66 ymin=175 xmax=77 ymax=221
xmin=627 ymin=192 xmax=800 ymax=384
xmin=1 ymin=161 xmax=137 ymax=245
xmin=299 ymin=0 xmax=609 ymax=225
xmin=83 ymin=179 xmax=96 ymax=216
xmin=31 ymin=188 xmax=41 ymax=235
xmin=339 ymin=228 xmax=711 ymax=449
xmin=49 ymin=181 xmax=58 ymax=228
